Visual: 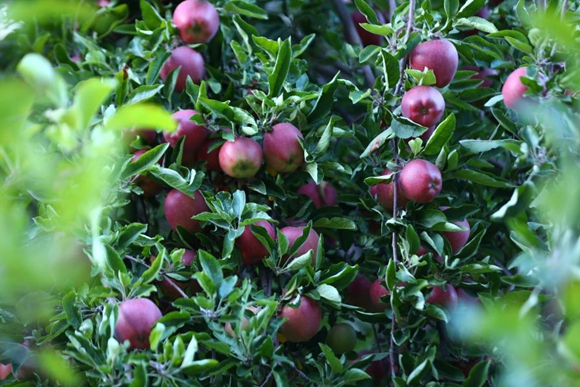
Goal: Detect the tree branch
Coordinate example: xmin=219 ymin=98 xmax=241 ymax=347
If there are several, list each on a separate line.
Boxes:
xmin=125 ymin=255 xmax=189 ymax=299
xmin=394 ymin=0 xmax=417 ymax=95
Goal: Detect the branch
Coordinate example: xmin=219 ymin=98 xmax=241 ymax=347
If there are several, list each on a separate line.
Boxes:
xmin=125 ymin=255 xmax=189 ymax=299
xmin=394 ymin=0 xmax=417 ymax=95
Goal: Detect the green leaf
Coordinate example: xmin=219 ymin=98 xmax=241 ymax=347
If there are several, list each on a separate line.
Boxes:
xmin=456 ymin=0 xmax=486 ymax=18
xmin=392 ymin=118 xmax=427 ymax=139
xmin=317 ymin=284 xmax=341 ymax=304
xmin=452 ymin=169 xmax=514 ymax=188
xmin=181 ymin=335 xmax=198 ymax=368
xmin=127 ymin=84 xmax=164 ymax=104
xmin=354 ymin=0 xmax=380 ymax=24
xmin=198 ymin=250 xmax=223 ymax=291
xmin=491 ymin=182 xmax=534 ymax=221
xmin=505 ymin=36 xmax=533 ymax=54
xmin=309 ymin=74 xmax=340 ymax=123
xmin=139 ymin=0 xmax=164 ymax=30
xmin=72 ymin=78 xmax=116 ymax=130
xmin=268 ymin=39 xmax=292 ymax=97
xmin=106 ymin=103 xmax=177 ymax=132
xmin=319 ymin=342 xmax=343 ymax=374
xmin=462 ymin=360 xmax=490 ymax=387
xmin=459 ymin=139 xmax=523 ymax=154
xmin=312 ymin=117 xmax=336 ymax=157
xmin=344 ymin=368 xmax=371 ymax=382
xmin=313 ymin=217 xmax=357 ymax=230
xmin=455 ymin=17 xmax=498 ymax=33
xmin=424 ymin=114 xmax=455 ymax=156
xmin=139 ymin=252 xmax=163 ymax=285
xmin=359 ymin=45 xmax=381 ymax=64
xmin=105 ymin=245 xmax=127 ymax=274
xmin=285 ymin=251 xmax=313 ymax=272
xmin=224 ymin=1 xmax=268 ymax=19
xmin=122 ymin=143 xmax=168 ymax=180
xmin=380 ymin=51 xmax=400 ymax=89
xmin=118 ymin=223 xmax=148 ymax=249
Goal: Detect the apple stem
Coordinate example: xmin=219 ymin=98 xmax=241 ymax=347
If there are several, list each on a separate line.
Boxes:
xmin=124 ymin=255 xmax=189 ymax=299
xmin=394 ymin=0 xmax=417 ymax=95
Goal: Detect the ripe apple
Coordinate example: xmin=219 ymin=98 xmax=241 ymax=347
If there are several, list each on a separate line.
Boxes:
xmin=443 ymin=218 xmax=470 ymax=254
xmin=350 ymin=11 xmax=385 ymax=47
xmin=502 ymin=67 xmax=530 ymax=109
xmin=369 ymin=279 xmax=389 ymax=312
xmin=345 ymin=276 xmax=374 ymax=310
xmin=297 ymin=181 xmax=338 ymax=208
xmin=218 ymin=137 xmax=263 ymax=179
xmin=280 ymin=226 xmax=319 ymax=265
xmin=326 ymin=323 xmax=357 ymax=354
xmin=263 ymin=123 xmax=305 ymax=173
xmin=236 ymin=220 xmax=276 ymax=265
xmin=278 ymin=296 xmax=321 ymax=342
xmin=0 ymin=364 xmax=12 ymax=380
xmin=131 ymin=150 xmax=163 ymax=197
xmin=114 ymin=298 xmax=163 ymax=350
xmin=427 ymin=284 xmax=458 ymax=311
xmin=369 ymin=169 xmax=409 ymax=211
xmin=197 ymin=137 xmax=223 ymax=172
xmin=409 ymin=39 xmax=458 ymax=88
xmin=401 ymin=86 xmax=445 ymax=128
xmin=160 ymin=46 xmax=205 ymax=93
xmin=399 ymin=159 xmax=442 ymax=203
xmin=417 ymin=246 xmax=428 ymax=256
xmin=173 ymin=0 xmax=220 ymax=44
xmin=164 ymin=189 xmax=209 ymax=233
xmin=357 ymin=351 xmax=390 ymax=386
xmin=163 ymin=110 xmax=209 ymax=166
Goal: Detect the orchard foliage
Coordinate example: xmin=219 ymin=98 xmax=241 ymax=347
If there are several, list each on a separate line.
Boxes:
xmin=1 ymin=0 xmax=580 ymax=386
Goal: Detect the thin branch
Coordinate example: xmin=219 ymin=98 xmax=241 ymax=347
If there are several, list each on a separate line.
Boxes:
xmin=394 ymin=0 xmax=417 ymax=95
xmin=561 ymin=0 xmax=568 ymax=18
xmin=125 ymin=255 xmax=189 ymax=299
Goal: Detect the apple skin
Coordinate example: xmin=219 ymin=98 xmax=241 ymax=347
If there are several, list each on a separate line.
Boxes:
xmin=278 ymin=296 xmax=322 ymax=342
xmin=427 ymin=284 xmax=458 ymax=311
xmin=443 ymin=219 xmax=470 ymax=254
xmin=163 ymin=109 xmax=209 ymax=165
xmin=173 ymin=0 xmax=220 ymax=44
xmin=409 ymin=39 xmax=459 ymax=88
xmin=131 ymin=150 xmax=163 ymax=197
xmin=114 ymin=298 xmax=163 ymax=350
xmin=279 ymin=226 xmax=319 ymax=265
xmin=297 ymin=181 xmax=338 ymax=208
xmin=350 ymin=11 xmax=385 ymax=47
xmin=369 ymin=279 xmax=389 ymax=312
xmin=399 ymin=159 xmax=442 ymax=203
xmin=369 ymin=169 xmax=409 ymax=211
xmin=236 ymin=220 xmax=276 ymax=265
xmin=345 ymin=276 xmax=374 ymax=310
xmin=502 ymin=67 xmax=529 ymax=109
xmin=263 ymin=123 xmax=305 ymax=173
xmin=0 ymin=364 xmax=13 ymax=380
xmin=164 ymin=189 xmax=209 ymax=233
xmin=160 ymin=46 xmax=205 ymax=93
xmin=218 ymin=137 xmax=263 ymax=179
xmin=326 ymin=323 xmax=357 ymax=354
xmin=401 ymin=86 xmax=446 ymax=128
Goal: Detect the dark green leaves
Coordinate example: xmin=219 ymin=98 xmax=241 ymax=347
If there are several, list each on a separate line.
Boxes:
xmin=268 ymin=39 xmax=292 ymax=97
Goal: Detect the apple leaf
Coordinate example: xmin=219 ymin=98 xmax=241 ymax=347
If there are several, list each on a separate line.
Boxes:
xmin=268 ymin=39 xmax=291 ymax=97
xmin=424 ymin=113 xmax=456 ymax=156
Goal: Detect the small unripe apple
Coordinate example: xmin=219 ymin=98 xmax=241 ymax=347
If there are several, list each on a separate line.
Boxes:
xmin=164 ymin=189 xmax=209 ymax=233
xmin=0 ymin=364 xmax=13 ymax=380
xmin=502 ymin=67 xmax=530 ymax=109
xmin=278 ymin=296 xmax=321 ymax=342
xmin=369 ymin=169 xmax=409 ymax=211
xmin=345 ymin=276 xmax=374 ymax=310
xmin=114 ymin=298 xmax=163 ymax=350
xmin=369 ymin=279 xmax=389 ymax=312
xmin=160 ymin=46 xmax=205 ymax=93
xmin=131 ymin=150 xmax=163 ymax=197
xmin=401 ymin=86 xmax=445 ymax=128
xmin=409 ymin=39 xmax=458 ymax=88
xmin=350 ymin=11 xmax=385 ymax=47
xmin=443 ymin=219 xmax=470 ymax=254
xmin=218 ymin=137 xmax=263 ymax=179
xmin=399 ymin=159 xmax=442 ymax=203
xmin=297 ymin=181 xmax=338 ymax=208
xmin=236 ymin=220 xmax=276 ymax=265
xmin=263 ymin=123 xmax=305 ymax=173
xmin=326 ymin=323 xmax=357 ymax=354
xmin=173 ymin=0 xmax=220 ymax=44
xmin=427 ymin=284 xmax=458 ymax=311
xmin=280 ymin=226 xmax=319 ymax=265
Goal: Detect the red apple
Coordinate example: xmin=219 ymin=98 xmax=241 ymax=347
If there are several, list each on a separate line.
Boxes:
xmin=502 ymin=67 xmax=530 ymax=109
xmin=369 ymin=279 xmax=389 ymax=312
xmin=236 ymin=220 xmax=276 ymax=265
xmin=345 ymin=276 xmax=374 ymax=310
xmin=409 ymin=39 xmax=458 ymax=88
xmin=114 ymin=298 xmax=163 ymax=350
xmin=131 ymin=150 xmax=163 ymax=197
xmin=326 ymin=323 xmax=357 ymax=354
xmin=427 ymin=284 xmax=458 ymax=311
xmin=297 ymin=181 xmax=338 ymax=208
xmin=263 ymin=123 xmax=305 ymax=173
xmin=463 ymin=66 xmax=498 ymax=88
xmin=197 ymin=137 xmax=223 ymax=172
xmin=173 ymin=0 xmax=220 ymax=44
xmin=417 ymin=246 xmax=429 ymax=256
xmin=0 ymin=364 xmax=13 ymax=380
xmin=163 ymin=189 xmax=209 ymax=233
xmin=160 ymin=46 xmax=205 ymax=93
xmin=163 ymin=110 xmax=209 ymax=165
xmin=399 ymin=159 xmax=442 ymax=203
xmin=122 ymin=128 xmax=157 ymax=148
xmin=280 ymin=226 xmax=319 ymax=265
xmin=401 ymin=86 xmax=446 ymax=128
xmin=443 ymin=219 xmax=470 ymax=254
xmin=278 ymin=296 xmax=321 ymax=342
xmin=218 ymin=137 xmax=263 ymax=179
xmin=350 ymin=11 xmax=385 ymax=47
xmin=369 ymin=169 xmax=409 ymax=211
xmin=357 ymin=351 xmax=390 ymax=386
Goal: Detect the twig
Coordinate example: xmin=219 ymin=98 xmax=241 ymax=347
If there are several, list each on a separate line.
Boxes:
xmin=394 ymin=0 xmax=417 ymax=95
xmin=259 ymin=370 xmax=274 ymax=387
xmin=330 ymin=0 xmax=375 ymax=88
xmin=561 ymin=0 xmax=568 ymax=18
xmin=125 ymin=255 xmax=189 ymax=299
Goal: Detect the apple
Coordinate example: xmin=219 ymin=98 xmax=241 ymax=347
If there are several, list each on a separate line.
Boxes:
xmin=399 ymin=159 xmax=442 ymax=203
xmin=163 ymin=189 xmax=209 ymax=233
xmin=443 ymin=219 xmax=470 ymax=254
xmin=350 ymin=11 xmax=385 ymax=47
xmin=409 ymin=39 xmax=458 ymax=88
xmin=160 ymin=46 xmax=205 ymax=93
xmin=369 ymin=279 xmax=389 ymax=312
xmin=502 ymin=67 xmax=530 ymax=109
xmin=131 ymin=150 xmax=163 ymax=197
xmin=401 ymin=86 xmax=445 ymax=128
xmin=456 ymin=288 xmax=479 ymax=308
xmin=156 ymin=250 xmax=200 ymax=299
xmin=278 ymin=296 xmax=321 ymax=342
xmin=163 ymin=110 xmax=209 ymax=166
xmin=357 ymin=351 xmax=390 ymax=386
xmin=218 ymin=137 xmax=263 ymax=179
xmin=114 ymin=298 xmax=163 ymax=350
xmin=236 ymin=220 xmax=276 ymax=265
xmin=463 ymin=66 xmax=498 ymax=88
xmin=122 ymin=128 xmax=157 ymax=149
xmin=263 ymin=123 xmax=305 ymax=173
xmin=0 ymin=364 xmax=12 ymax=380
xmin=427 ymin=284 xmax=458 ymax=311
xmin=417 ymin=246 xmax=428 ymax=256
xmin=326 ymin=323 xmax=357 ymax=354
xmin=297 ymin=181 xmax=338 ymax=208
xmin=173 ymin=0 xmax=220 ymax=44
xmin=369 ymin=169 xmax=409 ymax=211
xmin=280 ymin=226 xmax=319 ymax=265
xmin=345 ymin=276 xmax=374 ymax=310
xmin=197 ymin=137 xmax=223 ymax=172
